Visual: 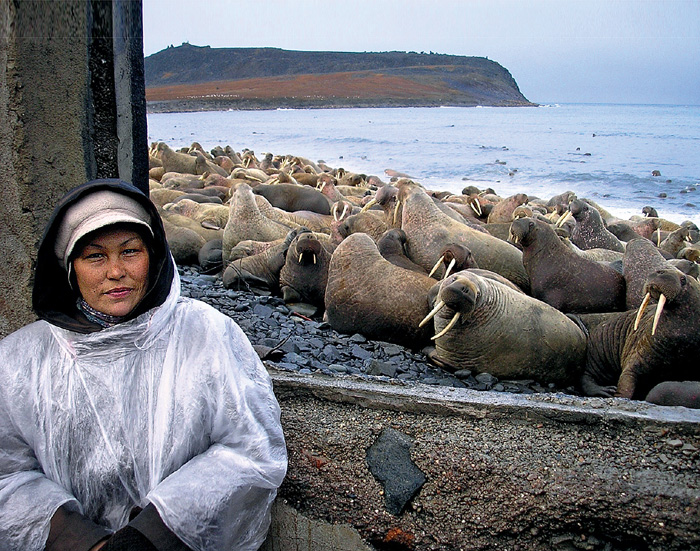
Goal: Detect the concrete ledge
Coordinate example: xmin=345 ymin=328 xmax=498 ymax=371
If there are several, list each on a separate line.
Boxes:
xmin=267 ymin=370 xmax=700 ymax=550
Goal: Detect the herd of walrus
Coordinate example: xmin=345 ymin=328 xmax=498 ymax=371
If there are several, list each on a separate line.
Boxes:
xmin=148 ymin=140 xmax=700 ymax=409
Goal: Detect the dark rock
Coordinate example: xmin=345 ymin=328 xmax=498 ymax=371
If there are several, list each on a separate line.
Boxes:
xmin=366 ymin=428 xmax=426 ymax=516
xmin=366 ymin=360 xmax=398 ymax=378
xmin=350 ymin=345 xmax=373 ymax=361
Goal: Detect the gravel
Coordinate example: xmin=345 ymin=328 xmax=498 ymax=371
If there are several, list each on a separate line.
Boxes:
xmin=178 ymin=265 xmax=578 ymax=397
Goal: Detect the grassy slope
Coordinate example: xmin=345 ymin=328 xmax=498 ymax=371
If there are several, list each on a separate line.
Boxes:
xmin=145 ymin=44 xmax=535 ymax=111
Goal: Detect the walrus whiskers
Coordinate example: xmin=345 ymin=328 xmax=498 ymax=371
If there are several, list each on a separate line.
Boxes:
xmin=428 ymin=255 xmax=445 ymax=278
xmin=651 ymin=294 xmax=666 ymax=336
xmin=634 ymin=292 xmax=651 ymax=331
xmin=431 ymin=312 xmax=461 ymax=340
xmin=419 ymin=300 xmax=445 ymax=327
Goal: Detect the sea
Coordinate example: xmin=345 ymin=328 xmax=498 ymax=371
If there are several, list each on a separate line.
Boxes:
xmin=147 ymin=103 xmax=700 ymax=226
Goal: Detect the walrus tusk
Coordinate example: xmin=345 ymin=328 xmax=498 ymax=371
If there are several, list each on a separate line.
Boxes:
xmin=509 ymin=228 xmax=519 ymax=244
xmin=431 ymin=312 xmax=461 ymax=340
xmin=340 ymin=203 xmax=349 ymax=220
xmin=428 ymin=255 xmax=446 ymax=278
xmin=443 ymin=258 xmax=456 ymax=280
xmin=634 ymin=292 xmax=651 ymax=331
xmin=556 ymin=210 xmax=573 ymax=228
xmin=313 ymin=254 xmax=317 ymax=265
xmin=470 ymin=199 xmax=482 ymax=217
xmin=419 ymin=300 xmax=445 ymax=327
xmin=298 ymin=253 xmax=303 ymax=263
xmin=360 ymin=198 xmax=377 ymax=213
xmin=393 ymin=200 xmax=401 ymax=225
xmin=651 ymin=293 xmax=666 ymax=336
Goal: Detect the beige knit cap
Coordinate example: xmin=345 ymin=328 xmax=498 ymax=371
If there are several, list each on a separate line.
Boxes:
xmin=54 ymin=190 xmax=153 ymax=269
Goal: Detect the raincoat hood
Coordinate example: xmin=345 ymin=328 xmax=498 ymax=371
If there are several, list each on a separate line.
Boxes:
xmin=33 ymin=179 xmax=174 ymax=333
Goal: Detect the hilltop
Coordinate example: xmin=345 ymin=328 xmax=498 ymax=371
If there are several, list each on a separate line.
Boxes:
xmin=145 ymin=43 xmax=535 ymax=112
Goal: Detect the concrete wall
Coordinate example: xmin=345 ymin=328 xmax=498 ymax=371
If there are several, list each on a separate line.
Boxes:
xmin=0 ymin=0 xmax=147 ymax=338
xmin=265 ymin=371 xmax=700 ymax=551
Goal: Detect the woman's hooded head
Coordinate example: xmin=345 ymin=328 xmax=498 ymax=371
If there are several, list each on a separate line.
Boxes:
xmin=33 ymin=179 xmax=174 ymax=333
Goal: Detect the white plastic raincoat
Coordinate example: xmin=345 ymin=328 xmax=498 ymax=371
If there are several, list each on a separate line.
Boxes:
xmin=0 ymin=267 xmax=287 ymax=551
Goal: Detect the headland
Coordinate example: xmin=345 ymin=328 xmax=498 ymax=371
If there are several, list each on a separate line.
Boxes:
xmin=145 ymin=43 xmax=536 ymax=112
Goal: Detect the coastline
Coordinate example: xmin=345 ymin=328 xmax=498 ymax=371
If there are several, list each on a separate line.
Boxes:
xmin=146 ymin=98 xmax=538 ymax=114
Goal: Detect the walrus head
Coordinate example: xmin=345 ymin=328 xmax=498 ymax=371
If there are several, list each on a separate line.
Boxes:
xmin=419 ymin=273 xmax=480 ymax=340
xmin=428 ymin=243 xmax=478 ymax=280
xmin=508 ymin=217 xmax=538 ymax=247
xmin=634 ymin=269 xmax=694 ymax=336
xmin=291 ymin=232 xmax=323 ymax=265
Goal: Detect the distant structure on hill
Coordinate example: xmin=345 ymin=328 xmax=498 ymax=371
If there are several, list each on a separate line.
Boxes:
xmin=145 ymin=43 xmax=535 ymax=112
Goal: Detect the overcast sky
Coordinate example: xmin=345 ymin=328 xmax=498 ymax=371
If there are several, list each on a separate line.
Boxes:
xmin=142 ymin=0 xmax=700 ymax=105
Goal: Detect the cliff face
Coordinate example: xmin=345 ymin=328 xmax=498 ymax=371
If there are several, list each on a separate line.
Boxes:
xmin=145 ymin=43 xmax=535 ymax=111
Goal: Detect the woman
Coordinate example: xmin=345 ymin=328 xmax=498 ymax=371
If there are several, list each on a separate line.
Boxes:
xmin=0 ymin=179 xmax=287 ymax=551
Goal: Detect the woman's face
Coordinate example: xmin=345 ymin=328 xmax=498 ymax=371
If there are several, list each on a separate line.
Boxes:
xmin=72 ymin=227 xmax=150 ymax=317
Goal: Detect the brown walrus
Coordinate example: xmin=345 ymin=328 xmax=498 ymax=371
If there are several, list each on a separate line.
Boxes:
xmin=421 ymin=270 xmax=586 ymax=386
xmin=509 ymin=217 xmax=625 ymax=313
xmin=222 ymin=183 xmax=293 ymax=263
xmin=279 ymin=231 xmax=335 ymax=307
xmin=567 ymin=199 xmax=625 ymax=252
xmin=222 ymin=230 xmax=299 ymax=292
xmin=376 ymin=229 xmax=428 ymax=275
xmin=398 ymin=182 xmax=530 ymax=291
xmin=622 ymin=237 xmax=678 ymax=309
xmin=581 ymin=268 xmax=700 ymax=399
xmin=324 ymin=232 xmax=436 ymax=348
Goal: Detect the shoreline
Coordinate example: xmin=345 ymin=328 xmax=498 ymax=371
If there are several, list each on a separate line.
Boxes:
xmin=146 ymin=98 xmax=538 ymax=114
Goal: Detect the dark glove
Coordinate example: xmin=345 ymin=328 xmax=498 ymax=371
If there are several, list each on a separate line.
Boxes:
xmin=101 ymin=526 xmax=157 ymax=551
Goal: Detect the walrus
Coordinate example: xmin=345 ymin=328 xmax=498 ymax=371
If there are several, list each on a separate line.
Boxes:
xmin=376 ymin=229 xmax=428 ymax=275
xmin=156 ymin=142 xmax=198 ymax=175
xmin=645 ymin=381 xmax=700 ymax=409
xmin=658 ymin=225 xmax=691 ymax=257
xmin=509 ymin=217 xmax=625 ymax=313
xmin=486 ymin=193 xmax=529 ymax=224
xmin=398 ymin=182 xmax=530 ymax=291
xmin=222 ymin=230 xmax=299 ymax=292
xmin=324 ymin=233 xmax=437 ymax=348
xmin=279 ymin=231 xmax=334 ymax=307
xmin=160 ymin=172 xmax=205 ymax=190
xmin=360 ymin=185 xmax=401 ymax=227
xmin=150 ymin=188 xmax=186 ymax=207
xmin=427 ymin=243 xmax=478 ymax=280
xmin=157 ymin=208 xmax=224 ymax=244
xmin=566 ymin=199 xmax=625 ymax=252
xmin=252 ymin=182 xmax=332 ymax=215
xmin=420 ymin=270 xmax=586 ymax=386
xmin=163 ymin=198 xmax=230 ymax=230
xmin=222 ymin=183 xmax=292 ymax=263
xmin=337 ymin=212 xmax=389 ymax=242
xmin=581 ymin=268 xmax=700 ymax=399
xmin=622 ymin=237 xmax=677 ymax=309
xmin=198 ymin=238 xmax=223 ymax=274
xmin=162 ymin=217 xmax=206 ymax=266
